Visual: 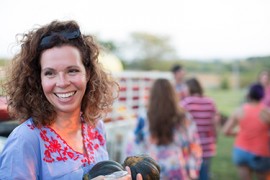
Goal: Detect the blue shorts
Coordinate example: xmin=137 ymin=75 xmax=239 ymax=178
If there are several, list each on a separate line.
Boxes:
xmin=233 ymin=147 xmax=270 ymax=172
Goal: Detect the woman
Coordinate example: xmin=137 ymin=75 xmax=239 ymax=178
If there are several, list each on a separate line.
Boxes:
xmin=0 ymin=20 xmax=141 ymax=179
xmin=258 ymin=69 xmax=270 ymax=107
xmin=125 ymin=78 xmax=202 ymax=180
xmin=181 ymin=78 xmax=218 ymax=180
xmin=223 ymin=83 xmax=270 ymax=180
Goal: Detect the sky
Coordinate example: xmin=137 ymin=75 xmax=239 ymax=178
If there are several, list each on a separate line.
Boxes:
xmin=1 ymin=0 xmax=270 ymax=61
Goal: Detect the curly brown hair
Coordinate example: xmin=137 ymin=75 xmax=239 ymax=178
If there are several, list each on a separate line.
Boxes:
xmin=147 ymin=78 xmax=185 ymax=145
xmin=3 ymin=20 xmax=118 ymax=127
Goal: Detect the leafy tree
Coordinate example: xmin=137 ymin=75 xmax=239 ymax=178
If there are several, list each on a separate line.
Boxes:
xmin=220 ymin=76 xmax=230 ymax=90
xmin=120 ymin=32 xmax=178 ymax=70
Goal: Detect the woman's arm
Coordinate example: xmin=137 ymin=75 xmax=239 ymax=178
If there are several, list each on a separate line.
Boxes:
xmin=222 ymin=107 xmax=242 ymax=136
xmin=260 ymin=107 xmax=270 ymax=124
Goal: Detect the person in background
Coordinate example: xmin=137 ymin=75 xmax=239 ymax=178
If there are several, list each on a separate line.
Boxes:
xmin=257 ymin=70 xmax=270 ymax=180
xmin=222 ymin=83 xmax=270 ymax=180
xmin=258 ymin=69 xmax=270 ymax=107
xmin=180 ymin=77 xmax=218 ymax=180
xmin=0 ymin=20 xmax=142 ymax=180
xmin=171 ymin=64 xmax=188 ymax=101
xmin=125 ymin=78 xmax=202 ymax=180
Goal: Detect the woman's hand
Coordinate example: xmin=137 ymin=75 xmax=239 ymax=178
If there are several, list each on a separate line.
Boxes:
xmin=125 ymin=166 xmax=142 ymax=180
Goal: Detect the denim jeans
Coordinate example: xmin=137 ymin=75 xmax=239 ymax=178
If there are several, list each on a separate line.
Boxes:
xmin=199 ymin=157 xmax=212 ymax=180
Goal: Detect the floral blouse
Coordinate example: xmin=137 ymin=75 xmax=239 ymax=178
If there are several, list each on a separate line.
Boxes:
xmin=0 ymin=118 xmax=108 ymax=180
xmin=125 ymin=113 xmax=202 ymax=180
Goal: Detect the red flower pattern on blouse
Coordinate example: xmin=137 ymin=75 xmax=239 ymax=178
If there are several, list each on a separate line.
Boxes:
xmin=28 ymin=121 xmax=106 ymax=167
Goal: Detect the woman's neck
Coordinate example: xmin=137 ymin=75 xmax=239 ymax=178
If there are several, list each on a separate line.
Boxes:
xmin=52 ymin=111 xmax=82 ymax=133
xmin=248 ymin=100 xmax=260 ymax=106
xmin=50 ymin=111 xmax=85 ymax=154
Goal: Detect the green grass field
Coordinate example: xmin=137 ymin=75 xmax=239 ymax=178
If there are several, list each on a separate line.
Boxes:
xmin=211 ymin=133 xmax=238 ymax=179
xmin=206 ymin=88 xmax=245 ymax=116
xmin=206 ymin=88 xmax=246 ymax=180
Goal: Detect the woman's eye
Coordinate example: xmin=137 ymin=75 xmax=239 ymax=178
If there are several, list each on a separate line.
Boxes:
xmin=68 ymin=69 xmax=80 ymax=74
xmin=44 ymin=71 xmax=54 ymax=77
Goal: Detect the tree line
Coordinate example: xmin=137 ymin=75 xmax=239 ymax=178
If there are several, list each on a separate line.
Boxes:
xmin=1 ymin=32 xmax=269 ymax=89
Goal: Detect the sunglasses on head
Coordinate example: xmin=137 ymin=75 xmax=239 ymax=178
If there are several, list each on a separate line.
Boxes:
xmin=39 ymin=29 xmax=81 ymax=49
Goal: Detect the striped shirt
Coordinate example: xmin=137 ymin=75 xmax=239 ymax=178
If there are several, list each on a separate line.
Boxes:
xmin=181 ymin=96 xmax=217 ymax=158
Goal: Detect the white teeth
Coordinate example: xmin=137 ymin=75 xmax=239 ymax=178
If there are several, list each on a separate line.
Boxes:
xmin=56 ymin=92 xmax=75 ymax=98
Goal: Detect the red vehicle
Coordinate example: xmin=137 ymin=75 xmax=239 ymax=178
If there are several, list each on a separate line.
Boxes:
xmin=0 ymin=96 xmax=10 ymax=122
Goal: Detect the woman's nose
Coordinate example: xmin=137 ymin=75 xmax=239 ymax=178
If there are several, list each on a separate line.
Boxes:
xmin=56 ymin=73 xmax=70 ymax=87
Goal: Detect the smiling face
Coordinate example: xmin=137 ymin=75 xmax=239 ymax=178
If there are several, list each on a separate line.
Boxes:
xmin=40 ymin=45 xmax=88 ymax=114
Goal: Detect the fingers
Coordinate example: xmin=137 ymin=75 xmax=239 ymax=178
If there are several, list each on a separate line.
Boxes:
xmin=125 ymin=166 xmax=131 ymax=174
xmin=125 ymin=166 xmax=142 ymax=180
xmin=136 ymin=173 xmax=143 ymax=180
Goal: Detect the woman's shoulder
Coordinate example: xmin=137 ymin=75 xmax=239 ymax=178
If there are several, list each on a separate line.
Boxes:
xmin=95 ymin=119 xmax=105 ymax=132
xmin=5 ymin=118 xmax=40 ymax=146
xmin=1 ymin=118 xmax=40 ymax=158
xmin=95 ymin=119 xmax=105 ymax=129
xmin=83 ymin=119 xmax=106 ymax=135
xmin=10 ymin=118 xmax=38 ymax=136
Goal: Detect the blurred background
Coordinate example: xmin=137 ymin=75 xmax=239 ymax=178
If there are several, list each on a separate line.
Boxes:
xmin=1 ymin=0 xmax=270 ymax=179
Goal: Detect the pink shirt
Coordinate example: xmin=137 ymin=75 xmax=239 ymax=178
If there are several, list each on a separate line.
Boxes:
xmin=181 ymin=96 xmax=217 ymax=158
